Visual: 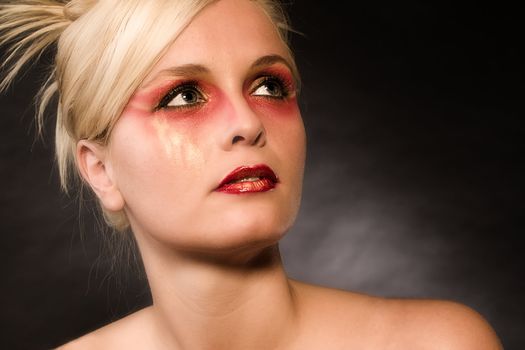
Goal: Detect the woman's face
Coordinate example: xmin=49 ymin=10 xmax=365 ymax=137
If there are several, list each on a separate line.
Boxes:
xmin=107 ymin=0 xmax=306 ymax=253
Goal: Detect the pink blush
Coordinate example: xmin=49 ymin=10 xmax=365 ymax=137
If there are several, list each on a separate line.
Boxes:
xmin=121 ymin=102 xmax=151 ymax=119
xmin=248 ymin=95 xmax=300 ymax=119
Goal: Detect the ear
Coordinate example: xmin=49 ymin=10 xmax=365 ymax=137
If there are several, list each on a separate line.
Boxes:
xmin=76 ymin=140 xmax=125 ymax=212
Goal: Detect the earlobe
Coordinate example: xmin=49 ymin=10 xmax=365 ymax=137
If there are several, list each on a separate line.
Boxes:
xmin=76 ymin=140 xmax=125 ymax=212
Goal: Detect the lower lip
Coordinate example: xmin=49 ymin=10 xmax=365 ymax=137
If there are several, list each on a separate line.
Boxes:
xmin=215 ymin=178 xmax=276 ymax=194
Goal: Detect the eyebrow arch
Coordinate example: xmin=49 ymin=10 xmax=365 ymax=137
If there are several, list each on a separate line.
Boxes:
xmin=159 ymin=64 xmax=210 ymax=77
xmin=142 ymin=54 xmax=297 ymax=89
xmin=142 ymin=64 xmax=210 ymax=88
xmin=250 ymin=54 xmax=293 ymax=70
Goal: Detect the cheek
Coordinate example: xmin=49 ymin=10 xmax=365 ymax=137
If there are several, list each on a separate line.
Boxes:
xmin=113 ymin=106 xmax=208 ymax=191
xmin=152 ymin=118 xmax=201 ymax=163
xmin=248 ymin=96 xmax=300 ymax=118
xmin=254 ymin=98 xmax=306 ymax=192
xmin=251 ymin=97 xmax=305 ymax=154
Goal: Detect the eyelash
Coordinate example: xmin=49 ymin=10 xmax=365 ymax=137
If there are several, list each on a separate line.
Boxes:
xmin=155 ymin=81 xmax=204 ymax=111
xmin=155 ymin=74 xmax=294 ymax=111
xmin=250 ymin=74 xmax=293 ymax=100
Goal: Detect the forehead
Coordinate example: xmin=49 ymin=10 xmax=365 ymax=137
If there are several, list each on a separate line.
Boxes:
xmin=145 ymin=0 xmax=291 ymax=82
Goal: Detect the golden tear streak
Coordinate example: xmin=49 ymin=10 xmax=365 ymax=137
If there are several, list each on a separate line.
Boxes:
xmin=152 ymin=118 xmax=203 ymax=171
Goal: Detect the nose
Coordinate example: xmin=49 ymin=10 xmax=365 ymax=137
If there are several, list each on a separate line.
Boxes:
xmin=220 ymin=96 xmax=266 ymax=151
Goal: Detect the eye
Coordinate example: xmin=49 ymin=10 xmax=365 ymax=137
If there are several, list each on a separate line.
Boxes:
xmin=157 ymin=82 xmax=206 ymax=110
xmin=251 ymin=76 xmax=289 ymax=99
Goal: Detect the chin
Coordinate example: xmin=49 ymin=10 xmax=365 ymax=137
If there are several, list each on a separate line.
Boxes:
xmin=194 ymin=201 xmax=299 ymax=253
xmin=130 ymin=188 xmax=302 ymax=255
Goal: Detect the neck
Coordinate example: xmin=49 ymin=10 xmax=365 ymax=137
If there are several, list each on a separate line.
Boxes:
xmin=135 ymin=235 xmax=300 ymax=350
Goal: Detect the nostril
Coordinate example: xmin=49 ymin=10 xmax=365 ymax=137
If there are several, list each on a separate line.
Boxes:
xmin=232 ymin=135 xmax=244 ymax=144
xmin=253 ymin=131 xmax=263 ymax=145
xmin=229 ymin=129 xmax=265 ymax=147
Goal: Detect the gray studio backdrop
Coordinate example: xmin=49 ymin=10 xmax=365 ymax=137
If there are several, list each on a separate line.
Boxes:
xmin=1 ymin=2 xmax=523 ymax=349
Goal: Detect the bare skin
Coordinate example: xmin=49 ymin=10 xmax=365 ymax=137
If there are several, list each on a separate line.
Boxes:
xmin=56 ymin=0 xmax=503 ymax=349
xmin=57 ymin=245 xmax=502 ymax=350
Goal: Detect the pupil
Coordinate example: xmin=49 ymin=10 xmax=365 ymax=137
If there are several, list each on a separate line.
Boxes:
xmin=182 ymin=90 xmax=196 ymax=102
xmin=267 ymin=82 xmax=280 ymax=95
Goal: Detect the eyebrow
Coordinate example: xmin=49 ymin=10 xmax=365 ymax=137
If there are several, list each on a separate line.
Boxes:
xmin=250 ymin=54 xmax=294 ymax=71
xmin=160 ymin=64 xmax=210 ymax=77
xmin=143 ymin=54 xmax=297 ymax=89
xmin=143 ymin=64 xmax=209 ymax=88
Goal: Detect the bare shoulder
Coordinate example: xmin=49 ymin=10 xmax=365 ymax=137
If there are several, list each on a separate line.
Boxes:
xmin=387 ymin=298 xmax=503 ymax=350
xmin=289 ymin=280 xmax=503 ymax=350
xmin=54 ymin=307 xmax=154 ymax=350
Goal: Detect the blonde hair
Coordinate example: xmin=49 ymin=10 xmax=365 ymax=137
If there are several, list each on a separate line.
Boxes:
xmin=0 ymin=0 xmax=296 ymax=231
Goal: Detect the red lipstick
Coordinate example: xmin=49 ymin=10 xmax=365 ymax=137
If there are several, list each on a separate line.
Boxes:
xmin=216 ymin=164 xmax=279 ymax=194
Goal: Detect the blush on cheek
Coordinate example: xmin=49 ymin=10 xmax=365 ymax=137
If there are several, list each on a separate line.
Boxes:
xmin=119 ymin=102 xmax=158 ymax=139
xmin=248 ymin=96 xmax=300 ymax=120
xmin=120 ymin=85 xmax=163 ymax=128
xmin=121 ymin=103 xmax=150 ymax=119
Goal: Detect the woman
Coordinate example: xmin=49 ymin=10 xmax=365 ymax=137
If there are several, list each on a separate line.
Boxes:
xmin=0 ymin=0 xmax=503 ymax=349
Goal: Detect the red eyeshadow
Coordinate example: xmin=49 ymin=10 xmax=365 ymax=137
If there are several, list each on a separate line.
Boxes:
xmin=155 ymin=82 xmax=224 ymax=124
xmin=121 ymin=66 xmax=300 ymax=128
xmin=246 ymin=65 xmax=299 ymax=118
xmin=248 ymin=95 xmax=299 ymax=118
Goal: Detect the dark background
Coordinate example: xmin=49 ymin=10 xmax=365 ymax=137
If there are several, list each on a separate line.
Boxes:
xmin=1 ymin=1 xmax=523 ymax=349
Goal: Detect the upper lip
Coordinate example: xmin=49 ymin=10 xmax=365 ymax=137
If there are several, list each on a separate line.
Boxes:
xmin=216 ymin=164 xmax=279 ymax=189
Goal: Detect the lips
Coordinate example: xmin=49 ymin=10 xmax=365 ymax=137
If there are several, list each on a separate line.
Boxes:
xmin=216 ymin=164 xmax=279 ymax=194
